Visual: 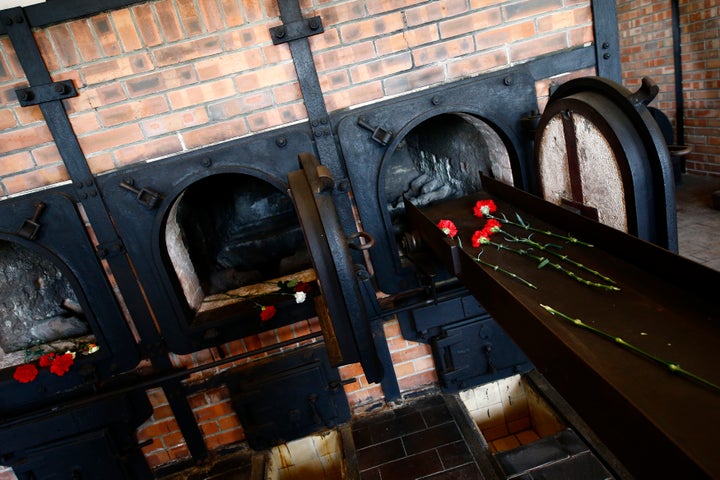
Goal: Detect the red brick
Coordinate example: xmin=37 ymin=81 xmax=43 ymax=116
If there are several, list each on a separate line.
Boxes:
xmin=234 ymin=63 xmax=297 ymax=93
xmin=167 ymin=78 xmax=236 ymax=109
xmin=205 ymin=430 xmax=245 ymax=450
xmin=0 ymin=37 xmax=22 ymax=79
xmin=114 ymin=135 xmax=183 ymax=166
xmin=0 ymin=109 xmax=16 ymax=129
xmin=126 ymin=65 xmax=197 ymax=98
xmin=81 ymin=53 xmax=154 ymax=85
xmin=390 ymin=343 xmax=433 ymax=364
xmin=91 ymin=14 xmax=122 ymax=57
xmin=316 ymin=0 xmax=367 ymax=25
xmin=78 ymin=123 xmax=144 ymax=155
xmin=366 ymin=0 xmax=424 ymax=16
xmin=200 ymin=421 xmax=221 ymax=436
xmin=0 ymin=124 xmax=53 ymax=155
xmin=537 ymin=7 xmax=593 ymax=33
xmin=503 ymin=0 xmax=564 ymax=22
xmin=143 ymin=449 xmax=171 ymax=468
xmin=223 ymin=24 xmax=274 ymax=51
xmin=412 ymin=37 xmax=475 ymax=67
xmin=33 ymin=31 xmax=59 ymax=73
xmin=345 ymin=384 xmax=383 ymax=407
xmin=325 ymin=81 xmax=384 ymax=111
xmin=405 ymin=0 xmax=470 ymax=28
xmin=0 ymin=151 xmax=33 ymax=176
xmin=154 ymin=36 xmax=223 ymax=67
xmin=349 ymin=53 xmax=413 ymax=84
xmin=273 ymin=83 xmax=303 ymax=104
xmin=195 ymin=49 xmax=265 ymax=81
xmin=339 ymin=13 xmax=405 ymax=43
xmin=31 ymin=144 xmax=62 ymax=167
xmin=69 ymin=111 xmax=101 ymax=135
xmin=154 ymin=0 xmax=184 ymax=42
xmin=219 ymin=0 xmax=245 ymax=28
xmin=47 ymin=24 xmax=79 ymax=67
xmin=198 ymin=0 xmax=224 ymax=32
xmin=67 ymin=19 xmax=102 ymax=63
xmin=141 ymin=107 xmax=210 ymax=137
xmin=98 ymin=96 xmax=169 ymax=127
xmin=398 ymin=370 xmax=438 ymax=392
xmin=241 ymin=0 xmax=265 ymax=22
xmin=132 ymin=4 xmax=163 ymax=47
xmin=217 ymin=414 xmax=242 ymax=431
xmin=0 ymin=55 xmax=11 ymax=82
xmin=313 ymin=41 xmax=376 ymax=73
xmin=440 ymin=9 xmax=502 ymax=39
xmin=508 ymin=32 xmax=568 ymax=63
xmin=181 ymin=117 xmax=250 ymax=150
xmin=177 ymin=0 xmax=204 ymax=36
xmin=146 ymin=388 xmax=169 ymax=406
xmin=111 ymin=9 xmax=143 ymax=52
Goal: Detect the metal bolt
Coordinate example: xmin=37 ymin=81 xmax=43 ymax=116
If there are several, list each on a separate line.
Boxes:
xmin=19 ymin=90 xmax=33 ymax=102
xmin=14 ymin=15 xmax=23 ymax=24
xmin=602 ymin=42 xmax=610 ymax=49
xmin=276 ymin=136 xmax=288 ymax=148
xmin=431 ymin=96 xmax=441 ymax=105
xmin=308 ymin=17 xmax=320 ymax=30
xmin=4 ymin=17 xmax=12 ymax=26
xmin=503 ymin=75 xmax=514 ymax=86
xmin=201 ymin=157 xmax=212 ymax=167
xmin=603 ymin=52 xmax=611 ymax=60
xmin=275 ymin=26 xmax=286 ymax=39
xmin=54 ymin=83 xmax=66 ymax=94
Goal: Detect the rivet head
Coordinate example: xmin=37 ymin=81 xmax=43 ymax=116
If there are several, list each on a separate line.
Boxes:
xmin=603 ymin=52 xmax=611 ymax=59
xmin=201 ymin=157 xmax=212 ymax=167
xmin=431 ymin=96 xmax=441 ymax=105
xmin=275 ymin=26 xmax=286 ymax=38
xmin=276 ymin=136 xmax=288 ymax=148
xmin=503 ymin=75 xmax=514 ymax=86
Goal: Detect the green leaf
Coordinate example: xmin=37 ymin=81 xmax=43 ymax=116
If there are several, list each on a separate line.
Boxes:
xmin=537 ymin=258 xmax=549 ymax=269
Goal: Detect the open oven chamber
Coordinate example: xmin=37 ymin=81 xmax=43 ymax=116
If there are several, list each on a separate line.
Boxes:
xmin=0 ymin=185 xmax=142 ymax=414
xmin=97 ymin=127 xmax=323 ymax=355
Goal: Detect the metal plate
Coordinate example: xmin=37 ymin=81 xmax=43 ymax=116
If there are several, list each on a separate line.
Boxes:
xmin=405 ymin=176 xmax=719 ymax=478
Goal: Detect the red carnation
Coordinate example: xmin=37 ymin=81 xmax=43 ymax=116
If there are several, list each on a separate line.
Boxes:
xmin=484 ymin=218 xmax=502 ymax=233
xmin=472 ymin=230 xmax=491 ymax=248
xmin=295 ymin=282 xmax=312 ymax=294
xmin=260 ymin=305 xmax=277 ymax=321
xmin=49 ymin=353 xmax=74 ymax=376
xmin=473 ymin=199 xmax=497 ymax=218
xmin=39 ymin=353 xmax=55 ymax=367
xmin=13 ymin=364 xmax=38 ymax=383
xmin=436 ymin=219 xmax=458 ymax=238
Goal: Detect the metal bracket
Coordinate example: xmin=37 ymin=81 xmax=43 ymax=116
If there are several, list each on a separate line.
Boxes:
xmin=119 ymin=178 xmax=163 ymax=209
xmin=270 ymin=16 xmax=323 ymax=44
xmin=15 ymin=80 xmax=77 ymax=106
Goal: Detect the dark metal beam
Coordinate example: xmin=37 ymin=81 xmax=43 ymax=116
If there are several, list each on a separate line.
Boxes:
xmin=591 ymin=0 xmax=622 ymax=82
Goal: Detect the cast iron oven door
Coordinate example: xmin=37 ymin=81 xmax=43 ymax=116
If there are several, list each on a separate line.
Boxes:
xmin=0 ymin=186 xmax=141 ymax=414
xmin=97 ymin=128 xmax=318 ymax=354
xmin=535 ymin=76 xmax=677 ymax=251
xmin=336 ymin=67 xmax=537 ymax=294
xmin=288 ymin=153 xmax=382 ymax=383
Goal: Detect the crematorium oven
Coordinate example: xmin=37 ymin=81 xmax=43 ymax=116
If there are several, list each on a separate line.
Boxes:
xmin=0 ymin=1 xmax=718 ymax=480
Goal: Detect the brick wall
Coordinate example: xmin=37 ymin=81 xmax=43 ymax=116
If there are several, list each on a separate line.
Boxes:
xmin=618 ymin=0 xmax=720 ymax=175
xmin=0 ymin=0 xmax=595 ymax=476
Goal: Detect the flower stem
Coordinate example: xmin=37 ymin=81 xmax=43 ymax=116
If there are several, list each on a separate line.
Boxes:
xmin=540 ymin=304 xmax=720 ymax=394
xmin=504 ymin=231 xmax=616 ymax=285
xmin=475 ymin=252 xmax=537 ymax=289
xmin=493 ymin=213 xmax=594 ymax=247
xmin=488 ymin=240 xmax=619 ymax=291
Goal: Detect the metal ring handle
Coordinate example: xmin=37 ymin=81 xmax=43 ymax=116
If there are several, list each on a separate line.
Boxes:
xmin=347 ymin=231 xmax=375 ymax=251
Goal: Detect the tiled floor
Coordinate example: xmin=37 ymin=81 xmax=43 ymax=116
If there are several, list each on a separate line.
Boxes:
xmin=675 ymin=174 xmax=720 ymax=271
xmin=160 ymin=173 xmax=719 ymax=480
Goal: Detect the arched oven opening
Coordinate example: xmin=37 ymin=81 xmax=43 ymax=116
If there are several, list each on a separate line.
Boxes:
xmin=0 ymin=240 xmax=93 ymax=372
xmin=163 ymin=173 xmax=317 ymax=329
xmin=382 ymin=112 xmax=517 ymax=270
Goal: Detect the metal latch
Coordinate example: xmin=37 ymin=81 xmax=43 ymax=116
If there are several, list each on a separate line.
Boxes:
xmin=16 ymin=202 xmax=45 ymax=240
xmin=119 ymin=178 xmax=163 ymax=209
xmin=357 ymin=116 xmax=393 ymax=146
xmin=15 ymin=80 xmax=77 ymax=107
